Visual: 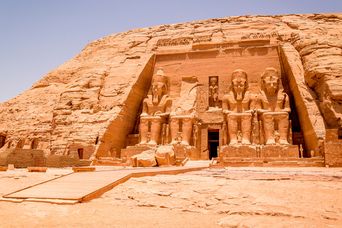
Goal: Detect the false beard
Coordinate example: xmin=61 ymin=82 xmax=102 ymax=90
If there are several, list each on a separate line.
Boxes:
xmin=152 ymin=94 xmax=160 ymax=105
xmin=235 ymin=91 xmax=244 ymax=101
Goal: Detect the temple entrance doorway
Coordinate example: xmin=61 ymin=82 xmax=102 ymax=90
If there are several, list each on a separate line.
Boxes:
xmin=78 ymin=148 xmax=84 ymax=159
xmin=208 ymin=130 xmax=219 ymax=159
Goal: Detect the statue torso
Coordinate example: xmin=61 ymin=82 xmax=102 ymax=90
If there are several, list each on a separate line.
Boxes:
xmin=144 ymin=95 xmax=171 ymax=115
xmin=260 ymin=90 xmax=288 ymax=112
xmin=223 ymin=91 xmax=251 ymax=112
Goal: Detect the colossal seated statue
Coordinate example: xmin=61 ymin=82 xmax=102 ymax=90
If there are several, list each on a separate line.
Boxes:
xmin=139 ymin=69 xmax=172 ymax=145
xmin=169 ymin=77 xmax=198 ymax=146
xmin=222 ymin=69 xmax=254 ymax=145
xmin=258 ymin=67 xmax=290 ymax=145
xmin=170 ymin=108 xmax=195 ymax=145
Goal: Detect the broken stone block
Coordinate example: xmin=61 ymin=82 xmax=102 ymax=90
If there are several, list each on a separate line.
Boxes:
xmin=155 ymin=145 xmax=176 ymax=166
xmin=27 ymin=167 xmax=48 ymax=172
xmin=131 ymin=149 xmax=157 ymax=167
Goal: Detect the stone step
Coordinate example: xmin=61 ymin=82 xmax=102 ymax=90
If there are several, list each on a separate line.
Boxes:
xmin=78 ymin=159 xmax=92 ymax=166
xmin=93 ymin=157 xmax=128 ymax=166
xmin=27 ymin=167 xmax=48 ymax=172
xmin=72 ymin=167 xmax=96 ymax=172
xmin=0 ymin=166 xmax=8 ymax=171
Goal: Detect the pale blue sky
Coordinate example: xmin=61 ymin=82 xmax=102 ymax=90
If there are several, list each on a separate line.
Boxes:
xmin=0 ymin=0 xmax=341 ymax=102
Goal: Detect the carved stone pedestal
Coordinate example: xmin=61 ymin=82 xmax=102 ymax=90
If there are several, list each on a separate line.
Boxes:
xmin=260 ymin=145 xmax=298 ymax=158
xmin=220 ymin=145 xmax=257 ymax=158
xmin=220 ymin=144 xmax=299 ymax=161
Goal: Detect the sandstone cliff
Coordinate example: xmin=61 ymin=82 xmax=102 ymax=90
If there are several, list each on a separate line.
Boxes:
xmin=0 ymin=13 xmax=341 ymax=160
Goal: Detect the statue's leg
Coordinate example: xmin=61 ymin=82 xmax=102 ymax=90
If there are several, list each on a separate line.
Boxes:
xmin=181 ymin=118 xmax=193 ymax=145
xmin=278 ymin=113 xmax=289 ymax=145
xmin=263 ymin=113 xmax=275 ymax=145
xmin=241 ymin=113 xmax=252 ymax=145
xmin=228 ymin=114 xmax=238 ymax=145
xmin=170 ymin=117 xmax=179 ymax=144
xmin=139 ymin=118 xmax=148 ymax=144
xmin=149 ymin=117 xmax=162 ymax=145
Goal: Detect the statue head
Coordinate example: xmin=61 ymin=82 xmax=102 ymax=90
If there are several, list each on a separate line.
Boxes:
xmin=261 ymin=67 xmax=280 ymax=96
xmin=151 ymin=68 xmax=168 ymax=105
xmin=209 ymin=76 xmax=218 ymax=86
xmin=231 ymin=69 xmax=248 ymax=101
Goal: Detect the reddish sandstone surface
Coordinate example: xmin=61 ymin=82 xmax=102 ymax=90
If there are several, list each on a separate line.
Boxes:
xmin=0 ymin=13 xmax=341 ymax=165
xmin=0 ymin=167 xmax=341 ymax=227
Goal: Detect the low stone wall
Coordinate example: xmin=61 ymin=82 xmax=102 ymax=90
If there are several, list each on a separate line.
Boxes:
xmin=46 ymin=155 xmax=81 ymax=167
xmin=220 ymin=145 xmax=298 ymax=159
xmin=0 ymin=149 xmax=46 ymax=168
xmin=0 ymin=149 xmax=88 ymax=168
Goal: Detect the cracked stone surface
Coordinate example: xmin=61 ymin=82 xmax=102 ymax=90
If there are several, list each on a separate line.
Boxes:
xmin=0 ymin=167 xmax=341 ymax=227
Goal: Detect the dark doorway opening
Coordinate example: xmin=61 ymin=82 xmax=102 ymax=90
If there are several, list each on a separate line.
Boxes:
xmin=31 ymin=139 xmax=39 ymax=149
xmin=208 ymin=130 xmax=219 ymax=159
xmin=78 ymin=148 xmax=84 ymax=159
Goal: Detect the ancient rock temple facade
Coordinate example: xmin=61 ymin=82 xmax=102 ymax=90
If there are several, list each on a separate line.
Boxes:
xmin=0 ymin=14 xmax=341 ymax=166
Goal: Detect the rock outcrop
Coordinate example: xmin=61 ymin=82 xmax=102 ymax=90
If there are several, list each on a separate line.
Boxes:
xmin=0 ymin=13 xmax=341 ymax=166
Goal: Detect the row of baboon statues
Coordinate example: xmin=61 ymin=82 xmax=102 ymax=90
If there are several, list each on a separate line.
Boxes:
xmin=138 ymin=67 xmax=291 ymax=147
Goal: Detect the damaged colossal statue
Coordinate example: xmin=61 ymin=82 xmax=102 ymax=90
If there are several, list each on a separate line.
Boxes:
xmin=169 ymin=77 xmax=198 ymax=146
xmin=170 ymin=109 xmax=195 ymax=146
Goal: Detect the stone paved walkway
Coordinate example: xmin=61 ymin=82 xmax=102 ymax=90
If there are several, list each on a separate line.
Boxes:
xmin=2 ymin=163 xmax=208 ymax=204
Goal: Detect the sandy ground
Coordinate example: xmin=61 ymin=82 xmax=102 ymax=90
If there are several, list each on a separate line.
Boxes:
xmin=0 ymin=167 xmax=342 ymax=227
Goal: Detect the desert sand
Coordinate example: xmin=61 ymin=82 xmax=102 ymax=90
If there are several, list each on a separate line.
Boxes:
xmin=0 ymin=167 xmax=341 ymax=227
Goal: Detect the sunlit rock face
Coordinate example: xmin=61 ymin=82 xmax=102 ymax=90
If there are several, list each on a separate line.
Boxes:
xmin=0 ymin=13 xmax=341 ymax=166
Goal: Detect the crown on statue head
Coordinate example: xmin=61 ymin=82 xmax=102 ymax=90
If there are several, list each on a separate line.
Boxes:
xmin=261 ymin=67 xmax=279 ymax=80
xmin=153 ymin=68 xmax=168 ymax=84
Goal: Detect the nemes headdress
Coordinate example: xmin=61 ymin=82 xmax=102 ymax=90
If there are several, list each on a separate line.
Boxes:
xmin=261 ymin=67 xmax=280 ymax=91
xmin=231 ymin=69 xmax=248 ymax=81
xmin=261 ymin=67 xmax=279 ymax=80
xmin=231 ymin=69 xmax=249 ymax=90
xmin=153 ymin=68 xmax=168 ymax=84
